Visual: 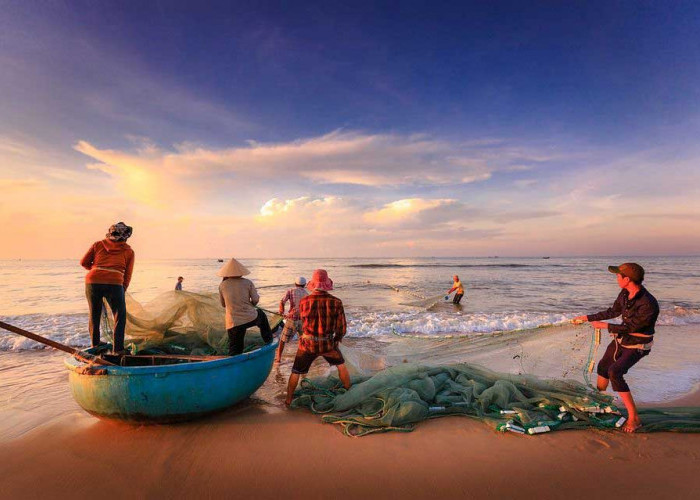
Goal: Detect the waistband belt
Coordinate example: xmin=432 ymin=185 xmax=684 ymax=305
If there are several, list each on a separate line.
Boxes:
xmin=616 ymin=335 xmax=653 ymax=351
xmin=301 ymin=334 xmax=335 ymax=342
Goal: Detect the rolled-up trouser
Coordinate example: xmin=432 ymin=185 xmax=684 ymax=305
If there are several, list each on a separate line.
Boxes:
xmin=596 ymin=339 xmax=649 ymax=392
xmin=86 ymin=283 xmax=126 ymax=352
xmin=227 ymin=309 xmax=272 ymax=356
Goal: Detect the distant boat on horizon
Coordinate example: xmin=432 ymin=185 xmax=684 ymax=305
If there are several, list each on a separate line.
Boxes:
xmin=217 ymin=259 xmax=224 ymax=262
xmin=542 ymin=257 xmax=550 ymax=259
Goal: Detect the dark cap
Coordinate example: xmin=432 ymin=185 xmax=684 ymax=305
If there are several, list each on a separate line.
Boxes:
xmin=608 ymin=263 xmax=645 ymax=283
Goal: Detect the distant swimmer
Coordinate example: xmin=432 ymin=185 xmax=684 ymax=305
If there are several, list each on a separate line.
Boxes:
xmin=573 ymin=263 xmax=659 ymax=433
xmin=175 ymin=276 xmax=184 ymax=291
xmin=275 ymin=276 xmax=308 ymax=363
xmin=447 ymin=275 xmax=465 ymax=304
xmin=80 ymin=222 xmax=135 ymax=355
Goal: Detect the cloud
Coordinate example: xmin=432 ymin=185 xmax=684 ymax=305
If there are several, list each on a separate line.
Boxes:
xmin=73 ymin=130 xmax=560 ymax=207
xmin=364 ymin=198 xmax=475 ymax=229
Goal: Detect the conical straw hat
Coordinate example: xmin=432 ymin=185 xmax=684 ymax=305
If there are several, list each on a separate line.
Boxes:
xmin=217 ymin=258 xmax=250 ymax=277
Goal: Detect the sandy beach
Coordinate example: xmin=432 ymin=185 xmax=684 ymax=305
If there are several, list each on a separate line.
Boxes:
xmin=2 ymin=349 xmax=699 ymax=500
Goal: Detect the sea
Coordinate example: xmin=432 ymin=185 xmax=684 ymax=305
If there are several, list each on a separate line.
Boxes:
xmin=1 ymin=256 xmax=700 ymax=413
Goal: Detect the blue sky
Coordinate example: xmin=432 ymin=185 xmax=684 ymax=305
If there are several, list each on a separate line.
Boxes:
xmin=1 ymin=1 xmax=699 ymax=258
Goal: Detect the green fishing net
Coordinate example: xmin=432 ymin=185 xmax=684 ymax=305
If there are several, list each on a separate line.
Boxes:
xmin=103 ymin=291 xmax=282 ymax=355
xmin=291 ymin=361 xmax=700 ymax=436
xmin=104 ymin=289 xmax=700 ymax=436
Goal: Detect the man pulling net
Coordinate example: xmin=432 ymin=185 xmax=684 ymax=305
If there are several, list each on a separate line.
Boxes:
xmin=573 ymin=262 xmax=658 ymax=433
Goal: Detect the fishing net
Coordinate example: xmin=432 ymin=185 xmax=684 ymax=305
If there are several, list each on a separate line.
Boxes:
xmin=290 ymin=291 xmax=700 ymax=436
xmin=103 ymin=291 xmax=283 ymax=355
xmin=104 ymin=286 xmax=700 ymax=436
xmin=291 ymin=362 xmax=700 ymax=436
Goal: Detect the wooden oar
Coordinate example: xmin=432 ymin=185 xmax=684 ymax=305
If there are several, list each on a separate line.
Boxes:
xmin=0 ymin=320 xmax=115 ymax=366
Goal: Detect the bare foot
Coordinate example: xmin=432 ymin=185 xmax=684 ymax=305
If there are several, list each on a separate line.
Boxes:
xmin=274 ymin=358 xmax=280 ymax=363
xmin=284 ymin=399 xmax=292 ymax=407
xmin=622 ymin=420 xmax=642 ymax=433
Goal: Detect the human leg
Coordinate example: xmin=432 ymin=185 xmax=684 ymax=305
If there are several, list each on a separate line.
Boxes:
xmin=227 ymin=322 xmax=252 ymax=356
xmin=287 ymin=349 xmax=317 ymax=405
xmin=618 ymin=391 xmax=642 ymax=433
xmin=336 ymin=363 xmax=351 ymax=390
xmin=607 ymin=347 xmax=648 ymax=432
xmin=276 ymin=319 xmax=299 ymax=362
xmin=255 ymin=309 xmax=272 ymax=344
xmin=453 ymin=293 xmax=463 ymax=304
xmin=286 ymin=373 xmax=300 ymax=406
xmin=595 ymin=340 xmax=617 ymax=391
xmin=85 ymin=284 xmax=104 ymax=347
xmin=275 ymin=340 xmax=286 ymax=362
xmin=322 ymin=348 xmax=350 ymax=389
xmin=103 ymin=284 xmax=127 ymax=353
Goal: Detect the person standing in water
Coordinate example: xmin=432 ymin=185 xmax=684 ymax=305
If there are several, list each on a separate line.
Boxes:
xmin=285 ymin=269 xmax=351 ymax=406
xmin=80 ymin=222 xmax=135 ymax=355
xmin=573 ymin=263 xmax=659 ymax=433
xmin=218 ymin=258 xmax=272 ymax=355
xmin=175 ymin=276 xmax=184 ymax=291
xmin=447 ymin=275 xmax=465 ymax=304
xmin=275 ymin=276 xmax=308 ymax=363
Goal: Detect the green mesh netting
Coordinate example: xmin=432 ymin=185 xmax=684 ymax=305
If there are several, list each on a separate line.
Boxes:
xmin=104 ymin=290 xmax=700 ymax=436
xmin=103 ymin=291 xmax=282 ymax=355
xmin=291 ymin=361 xmax=700 ymax=436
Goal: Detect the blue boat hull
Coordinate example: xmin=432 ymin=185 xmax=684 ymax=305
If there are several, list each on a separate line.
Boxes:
xmin=64 ymin=341 xmax=277 ymax=422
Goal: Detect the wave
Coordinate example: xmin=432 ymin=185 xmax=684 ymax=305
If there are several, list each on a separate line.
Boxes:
xmin=347 ymin=311 xmax=572 ymax=337
xmin=348 ymin=263 xmax=564 ymax=269
xmin=658 ymin=306 xmax=700 ymax=326
xmin=2 ymin=305 xmax=699 ymax=352
xmin=0 ymin=313 xmax=89 ymax=352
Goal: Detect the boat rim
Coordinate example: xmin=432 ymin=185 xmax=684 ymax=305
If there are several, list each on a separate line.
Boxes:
xmin=64 ymin=339 xmax=278 ymax=376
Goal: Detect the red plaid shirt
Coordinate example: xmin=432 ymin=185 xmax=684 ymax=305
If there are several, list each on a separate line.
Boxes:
xmin=298 ymin=290 xmax=347 ymax=353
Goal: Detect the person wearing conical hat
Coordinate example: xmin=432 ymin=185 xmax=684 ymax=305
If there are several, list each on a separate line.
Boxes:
xmin=80 ymin=222 xmax=135 ymax=355
xmin=218 ymin=258 xmax=272 ymax=355
xmin=285 ymin=269 xmax=350 ymax=405
xmin=275 ymin=276 xmax=308 ymax=363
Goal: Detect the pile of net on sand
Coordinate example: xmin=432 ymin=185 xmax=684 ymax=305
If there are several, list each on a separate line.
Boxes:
xmin=291 ymin=361 xmax=700 ymax=436
xmin=103 ymin=291 xmax=282 ymax=355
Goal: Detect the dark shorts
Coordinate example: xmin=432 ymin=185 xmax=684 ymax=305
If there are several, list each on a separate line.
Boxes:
xmin=597 ymin=339 xmax=650 ymax=392
xmin=292 ymin=348 xmax=345 ymax=374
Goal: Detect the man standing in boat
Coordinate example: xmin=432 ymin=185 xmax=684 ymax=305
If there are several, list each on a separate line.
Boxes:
xmin=285 ymin=269 xmax=351 ymax=405
xmin=275 ymin=276 xmax=308 ymax=363
xmin=573 ymin=263 xmax=659 ymax=433
xmin=80 ymin=222 xmax=135 ymax=355
xmin=218 ymin=258 xmax=272 ymax=355
xmin=447 ymin=275 xmax=465 ymax=304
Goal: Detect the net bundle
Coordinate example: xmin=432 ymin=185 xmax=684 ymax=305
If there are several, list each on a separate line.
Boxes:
xmin=291 ymin=361 xmax=700 ymax=436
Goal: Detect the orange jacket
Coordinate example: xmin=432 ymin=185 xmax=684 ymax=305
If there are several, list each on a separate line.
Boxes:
xmin=80 ymin=239 xmax=135 ymax=289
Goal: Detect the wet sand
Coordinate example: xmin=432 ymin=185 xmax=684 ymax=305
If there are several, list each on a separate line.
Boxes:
xmin=1 ymin=351 xmax=700 ymax=499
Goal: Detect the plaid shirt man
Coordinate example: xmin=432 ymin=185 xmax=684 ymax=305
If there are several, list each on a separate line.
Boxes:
xmin=298 ymin=290 xmax=347 ymax=354
xmin=281 ymin=286 xmax=308 ymax=320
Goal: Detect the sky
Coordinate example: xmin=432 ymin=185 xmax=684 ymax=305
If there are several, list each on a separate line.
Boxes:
xmin=1 ymin=0 xmax=699 ymax=259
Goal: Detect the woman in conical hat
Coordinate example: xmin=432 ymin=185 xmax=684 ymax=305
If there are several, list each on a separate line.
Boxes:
xmin=217 ymin=258 xmax=250 ymax=278
xmin=218 ymin=258 xmax=272 ymax=355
